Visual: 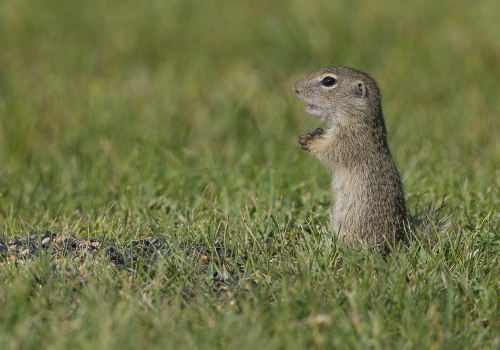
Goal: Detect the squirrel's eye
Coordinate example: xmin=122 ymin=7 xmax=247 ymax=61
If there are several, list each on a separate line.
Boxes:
xmin=321 ymin=76 xmax=337 ymax=87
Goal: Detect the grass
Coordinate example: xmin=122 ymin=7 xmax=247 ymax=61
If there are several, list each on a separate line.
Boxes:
xmin=1 ymin=0 xmax=500 ymax=348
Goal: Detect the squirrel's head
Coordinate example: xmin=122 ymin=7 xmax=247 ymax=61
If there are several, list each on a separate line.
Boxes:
xmin=293 ymin=66 xmax=382 ymax=124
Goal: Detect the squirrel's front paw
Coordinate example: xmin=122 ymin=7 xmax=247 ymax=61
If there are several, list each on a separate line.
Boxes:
xmin=298 ymin=133 xmax=314 ymax=151
xmin=298 ymin=128 xmax=324 ymax=151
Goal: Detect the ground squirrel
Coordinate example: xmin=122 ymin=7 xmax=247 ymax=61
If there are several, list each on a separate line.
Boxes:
xmin=293 ymin=66 xmax=406 ymax=253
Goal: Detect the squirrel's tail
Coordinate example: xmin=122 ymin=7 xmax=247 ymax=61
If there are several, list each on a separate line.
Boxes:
xmin=405 ymin=199 xmax=452 ymax=246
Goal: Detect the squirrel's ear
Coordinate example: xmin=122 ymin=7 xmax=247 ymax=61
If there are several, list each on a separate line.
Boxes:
xmin=354 ymin=81 xmax=369 ymax=99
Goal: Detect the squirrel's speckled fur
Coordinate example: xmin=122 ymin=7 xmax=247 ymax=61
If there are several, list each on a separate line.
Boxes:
xmin=294 ymin=66 xmax=406 ymax=253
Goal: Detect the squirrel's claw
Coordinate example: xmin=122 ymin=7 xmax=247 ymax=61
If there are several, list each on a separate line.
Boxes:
xmin=298 ymin=128 xmax=324 ymax=151
xmin=298 ymin=133 xmax=314 ymax=151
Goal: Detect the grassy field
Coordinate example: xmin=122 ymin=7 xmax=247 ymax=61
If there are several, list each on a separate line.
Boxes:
xmin=1 ymin=0 xmax=500 ymax=348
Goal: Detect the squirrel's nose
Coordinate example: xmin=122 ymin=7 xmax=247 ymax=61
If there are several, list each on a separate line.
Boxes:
xmin=293 ymin=85 xmax=299 ymax=93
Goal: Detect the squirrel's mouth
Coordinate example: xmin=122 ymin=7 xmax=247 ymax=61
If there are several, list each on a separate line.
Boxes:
xmin=305 ymin=104 xmax=319 ymax=113
xmin=296 ymin=93 xmax=326 ymax=119
xmin=305 ymin=104 xmax=325 ymax=118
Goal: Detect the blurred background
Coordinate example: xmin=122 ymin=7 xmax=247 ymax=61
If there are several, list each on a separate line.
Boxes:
xmin=0 ymin=0 xmax=499 ymax=234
